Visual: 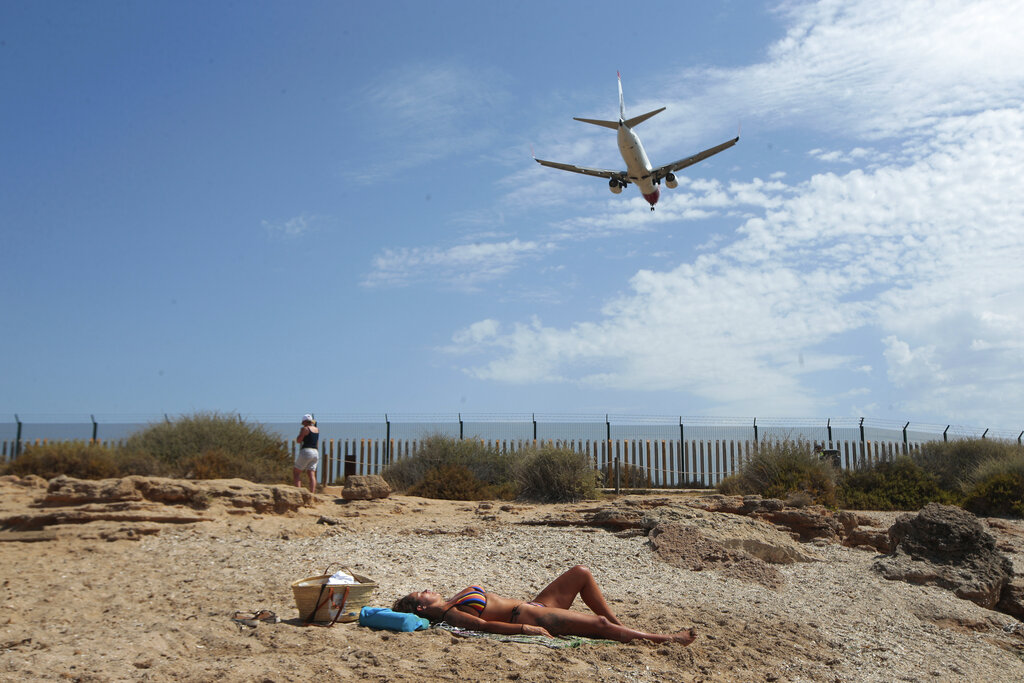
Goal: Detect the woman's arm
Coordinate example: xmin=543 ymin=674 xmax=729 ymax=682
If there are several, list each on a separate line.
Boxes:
xmin=442 ymin=609 xmax=552 ymax=637
xmin=296 ymin=427 xmax=309 ymax=444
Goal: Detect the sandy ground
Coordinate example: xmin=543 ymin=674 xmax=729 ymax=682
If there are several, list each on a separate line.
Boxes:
xmin=2 ymin=479 xmax=1024 ymax=683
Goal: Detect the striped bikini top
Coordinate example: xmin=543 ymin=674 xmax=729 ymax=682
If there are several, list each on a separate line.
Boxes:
xmin=449 ymin=585 xmax=487 ymax=616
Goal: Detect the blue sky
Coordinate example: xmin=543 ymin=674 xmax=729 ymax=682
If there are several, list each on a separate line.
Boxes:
xmin=2 ymin=0 xmax=1023 ymax=431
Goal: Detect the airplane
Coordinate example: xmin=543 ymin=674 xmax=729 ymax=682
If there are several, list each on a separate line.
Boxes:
xmin=534 ymin=73 xmax=738 ymax=211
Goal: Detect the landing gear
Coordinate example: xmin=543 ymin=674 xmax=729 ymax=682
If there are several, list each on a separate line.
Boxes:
xmin=650 ymin=206 xmax=655 ymax=212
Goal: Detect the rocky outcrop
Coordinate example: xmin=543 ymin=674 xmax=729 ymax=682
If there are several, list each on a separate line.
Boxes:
xmin=342 ymin=475 xmax=391 ymax=500
xmin=40 ymin=475 xmax=312 ymax=512
xmin=873 ymin=503 xmax=1014 ymax=610
xmin=0 ymin=475 xmax=314 ymax=535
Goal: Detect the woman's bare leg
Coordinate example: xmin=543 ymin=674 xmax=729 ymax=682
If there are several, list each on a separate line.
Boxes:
xmin=535 ymin=609 xmax=695 ymax=645
xmin=532 ymin=565 xmax=622 ymax=625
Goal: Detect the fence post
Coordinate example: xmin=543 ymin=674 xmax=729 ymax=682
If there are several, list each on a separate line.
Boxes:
xmin=385 ymin=414 xmax=391 ymax=466
xmin=459 ymin=413 xmax=463 ymax=441
xmin=14 ymin=414 xmax=22 ymax=459
xmin=615 ymin=454 xmax=620 ymax=494
xmin=859 ymin=417 xmax=865 ymax=462
xmin=903 ymin=422 xmax=910 ymax=455
xmin=533 ymin=413 xmax=537 ymax=441
xmin=91 ymin=414 xmax=98 ymax=444
xmin=678 ymin=418 xmax=685 ymax=487
xmin=827 ymin=418 xmax=832 ymax=447
xmin=753 ymin=418 xmax=758 ymax=444
xmin=982 ymin=428 xmax=988 ymax=440
xmin=943 ymin=425 xmax=950 ymax=442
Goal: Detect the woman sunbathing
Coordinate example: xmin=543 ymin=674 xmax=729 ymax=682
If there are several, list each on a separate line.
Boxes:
xmin=392 ymin=565 xmax=696 ymax=644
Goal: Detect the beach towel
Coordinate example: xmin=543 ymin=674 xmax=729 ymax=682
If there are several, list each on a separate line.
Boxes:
xmin=433 ymin=621 xmax=617 ymax=649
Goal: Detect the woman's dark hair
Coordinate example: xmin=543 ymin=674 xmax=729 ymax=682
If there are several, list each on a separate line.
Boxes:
xmin=392 ymin=594 xmax=419 ymax=614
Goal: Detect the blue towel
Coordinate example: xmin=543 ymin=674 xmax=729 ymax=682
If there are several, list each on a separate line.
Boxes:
xmin=359 ymin=607 xmax=430 ymax=632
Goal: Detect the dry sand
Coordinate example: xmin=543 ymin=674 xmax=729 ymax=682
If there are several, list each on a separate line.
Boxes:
xmin=2 ymin=478 xmax=1024 ymax=682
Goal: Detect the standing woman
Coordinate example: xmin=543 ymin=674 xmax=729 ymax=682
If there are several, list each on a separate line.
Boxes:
xmin=294 ymin=414 xmax=319 ymax=494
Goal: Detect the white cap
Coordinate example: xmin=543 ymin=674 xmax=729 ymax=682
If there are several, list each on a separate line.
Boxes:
xmin=302 ymin=414 xmax=314 ymax=423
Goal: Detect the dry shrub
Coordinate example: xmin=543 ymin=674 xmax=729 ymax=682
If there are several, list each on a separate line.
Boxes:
xmin=5 ymin=441 xmax=123 ymax=480
xmin=716 ymin=438 xmax=838 ymax=507
xmin=408 ymin=464 xmax=486 ymax=500
xmin=516 ymin=446 xmax=598 ymax=503
xmin=187 ymin=447 xmax=291 ymax=483
xmin=120 ymin=412 xmax=289 ymax=482
xmin=382 ymin=434 xmax=521 ymax=494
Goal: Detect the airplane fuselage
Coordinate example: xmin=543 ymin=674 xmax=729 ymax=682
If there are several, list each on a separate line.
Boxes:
xmin=617 ymin=123 xmax=659 ymax=205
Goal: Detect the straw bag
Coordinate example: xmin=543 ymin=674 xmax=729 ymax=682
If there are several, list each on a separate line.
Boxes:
xmin=291 ymin=565 xmax=377 ymax=626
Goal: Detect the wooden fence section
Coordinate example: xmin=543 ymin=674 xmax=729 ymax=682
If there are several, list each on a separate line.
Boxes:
xmin=291 ymin=436 xmax=924 ymax=488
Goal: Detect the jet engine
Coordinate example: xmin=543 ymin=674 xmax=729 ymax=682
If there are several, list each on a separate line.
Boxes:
xmin=664 ymin=173 xmax=678 ymax=189
xmin=609 ymin=178 xmax=623 ymax=194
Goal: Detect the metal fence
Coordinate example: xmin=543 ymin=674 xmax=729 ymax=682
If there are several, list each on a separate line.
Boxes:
xmin=3 ymin=413 xmax=1021 ymax=488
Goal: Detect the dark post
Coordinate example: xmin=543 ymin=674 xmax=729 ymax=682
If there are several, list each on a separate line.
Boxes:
xmin=827 ymin=418 xmax=832 ymax=446
xmin=615 ymin=454 xmax=621 ymax=494
xmin=982 ymin=428 xmax=989 ymax=440
xmin=14 ymin=414 xmax=22 ymax=459
xmin=385 ymin=414 xmax=391 ymax=466
xmin=859 ymin=417 xmax=865 ymax=466
xmin=943 ymin=425 xmax=950 ymax=442
xmin=753 ymin=418 xmax=758 ymax=445
xmin=1018 ymin=431 xmax=1023 ymax=445
xmin=459 ymin=413 xmax=463 ymax=440
xmin=902 ymin=421 xmax=910 ymax=455
xmin=532 ymin=413 xmax=537 ymax=441
xmin=679 ymin=417 xmax=685 ymax=486
xmin=91 ymin=414 xmax=98 ymax=443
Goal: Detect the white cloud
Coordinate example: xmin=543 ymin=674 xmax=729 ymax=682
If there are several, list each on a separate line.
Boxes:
xmin=350 ymin=64 xmax=512 ymax=181
xmin=262 ymin=214 xmax=315 ymax=238
xmin=362 ymin=238 xmax=553 ymax=290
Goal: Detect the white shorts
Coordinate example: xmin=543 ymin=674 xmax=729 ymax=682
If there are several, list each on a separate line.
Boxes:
xmin=295 ymin=448 xmax=319 ymax=471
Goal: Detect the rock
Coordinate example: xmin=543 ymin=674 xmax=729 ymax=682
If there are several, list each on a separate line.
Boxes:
xmin=650 ymin=523 xmax=784 ymax=589
xmin=43 ymin=475 xmax=144 ymax=505
xmin=342 ymin=475 xmax=391 ymax=500
xmin=996 ymin=578 xmax=1024 ymax=621
xmin=756 ymin=507 xmax=842 ymax=541
xmin=873 ymin=503 xmax=1013 ymax=610
xmin=0 ymin=474 xmax=47 ymax=488
xmin=842 ymin=527 xmax=892 ymax=553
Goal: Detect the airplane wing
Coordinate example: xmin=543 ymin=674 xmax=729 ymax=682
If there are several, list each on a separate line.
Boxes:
xmin=652 ymin=136 xmax=739 ymax=182
xmin=534 ymin=157 xmax=628 ymax=183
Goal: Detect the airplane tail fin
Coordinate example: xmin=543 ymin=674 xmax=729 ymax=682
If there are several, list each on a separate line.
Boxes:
xmin=618 ymin=71 xmax=625 ymax=121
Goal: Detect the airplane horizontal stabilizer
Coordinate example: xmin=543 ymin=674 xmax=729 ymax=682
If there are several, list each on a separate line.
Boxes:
xmin=623 ymin=107 xmax=665 ymax=128
xmin=572 ymin=117 xmax=619 ymax=130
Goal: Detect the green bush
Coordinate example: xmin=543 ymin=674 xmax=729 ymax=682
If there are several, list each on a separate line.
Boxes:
xmin=3 ymin=441 xmax=124 ymax=480
xmin=187 ymin=447 xmax=291 ymax=483
xmin=120 ymin=412 xmax=289 ymax=482
xmin=516 ymin=446 xmax=598 ymax=503
xmin=714 ymin=439 xmax=838 ymax=507
xmin=961 ymin=450 xmax=1024 ymax=517
xmin=910 ymin=438 xmax=1020 ymax=491
xmin=838 ymin=457 xmax=958 ymax=510
xmin=381 ymin=434 xmax=522 ymax=493
xmin=408 ymin=464 xmax=487 ymax=500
